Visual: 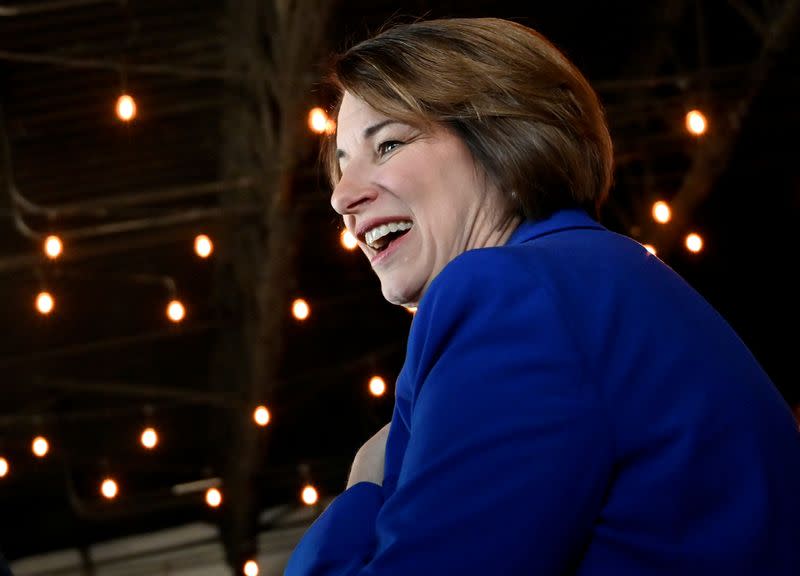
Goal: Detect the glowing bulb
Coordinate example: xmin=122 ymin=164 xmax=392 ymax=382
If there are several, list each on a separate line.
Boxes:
xmin=292 ymin=298 xmax=310 ymax=321
xmin=0 ymin=458 xmax=8 ymax=478
xmin=685 ymin=109 xmax=707 ymax=136
xmin=243 ymin=560 xmax=259 ymax=576
xmin=652 ymin=201 xmax=672 ymax=224
xmin=101 ymin=478 xmax=118 ymax=499
xmin=167 ymin=300 xmax=185 ymax=323
xmin=116 ymin=94 xmax=137 ymax=121
xmin=32 ymin=436 xmax=49 ymax=458
xmin=206 ymin=487 xmax=222 ymax=508
xmin=643 ymin=244 xmax=657 ymax=255
xmin=253 ymin=405 xmax=270 ymax=427
xmin=140 ymin=427 xmax=158 ymax=449
xmin=36 ymin=291 xmax=54 ymax=315
xmin=301 ymin=485 xmax=319 ymax=505
xmin=308 ymin=107 xmax=329 ymax=134
xmin=44 ymin=235 xmax=63 ymax=259
xmin=194 ymin=234 xmax=213 ymax=258
xmin=405 ymin=306 xmax=417 ymax=314
xmin=340 ymin=229 xmax=358 ymax=250
xmin=685 ymin=233 xmax=704 ymax=253
xmin=369 ymin=376 xmax=386 ymax=397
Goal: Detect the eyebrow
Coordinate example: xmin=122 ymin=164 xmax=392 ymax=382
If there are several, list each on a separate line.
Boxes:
xmin=336 ymin=119 xmax=400 ymax=160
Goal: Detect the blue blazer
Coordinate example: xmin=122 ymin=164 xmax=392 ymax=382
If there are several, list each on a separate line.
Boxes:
xmin=286 ymin=209 xmax=800 ymax=575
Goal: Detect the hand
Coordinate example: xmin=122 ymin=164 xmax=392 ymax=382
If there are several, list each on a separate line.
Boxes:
xmin=346 ymin=422 xmax=391 ymax=489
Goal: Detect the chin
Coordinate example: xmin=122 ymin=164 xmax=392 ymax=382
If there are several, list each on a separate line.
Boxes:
xmin=380 ymin=285 xmax=408 ymax=307
xmin=380 ymin=280 xmax=420 ymax=308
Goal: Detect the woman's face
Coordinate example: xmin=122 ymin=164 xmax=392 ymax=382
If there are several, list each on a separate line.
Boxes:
xmin=332 ymin=92 xmax=518 ymax=307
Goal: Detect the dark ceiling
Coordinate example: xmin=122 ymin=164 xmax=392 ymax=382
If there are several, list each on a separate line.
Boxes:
xmin=0 ymin=0 xmax=798 ymax=567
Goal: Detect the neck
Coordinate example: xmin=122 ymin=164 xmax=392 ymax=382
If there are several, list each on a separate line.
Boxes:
xmin=466 ymin=209 xmax=522 ymax=252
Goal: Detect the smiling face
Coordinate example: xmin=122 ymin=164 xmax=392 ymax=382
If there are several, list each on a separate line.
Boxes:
xmin=332 ymin=92 xmax=520 ymax=306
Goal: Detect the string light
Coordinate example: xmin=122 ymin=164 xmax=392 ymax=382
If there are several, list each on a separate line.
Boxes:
xmin=340 ymin=229 xmax=358 ymax=251
xmin=101 ymin=478 xmax=118 ymax=500
xmin=116 ymin=94 xmax=137 ymax=122
xmin=301 ymin=484 xmax=319 ymax=506
xmin=44 ymin=235 xmax=63 ymax=259
xmin=651 ymin=201 xmax=672 ymax=224
xmin=194 ymin=234 xmax=213 ymax=258
xmin=685 ymin=109 xmax=707 ymax=136
xmin=643 ymin=244 xmax=657 ymax=256
xmin=685 ymin=233 xmax=704 ymax=253
xmin=140 ymin=427 xmax=158 ymax=450
xmin=205 ymin=487 xmax=222 ymax=508
xmin=32 ymin=436 xmax=49 ymax=458
xmin=167 ymin=299 xmax=186 ymax=323
xmin=0 ymin=457 xmax=8 ymax=478
xmin=243 ymin=560 xmax=259 ymax=576
xmin=292 ymin=298 xmax=310 ymax=321
xmin=369 ymin=376 xmax=386 ymax=397
xmin=253 ymin=406 xmax=270 ymax=427
xmin=35 ymin=291 xmax=54 ymax=315
xmin=308 ymin=107 xmax=329 ymax=134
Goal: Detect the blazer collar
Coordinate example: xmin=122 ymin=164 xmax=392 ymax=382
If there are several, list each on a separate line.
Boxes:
xmin=507 ymin=209 xmax=606 ymax=246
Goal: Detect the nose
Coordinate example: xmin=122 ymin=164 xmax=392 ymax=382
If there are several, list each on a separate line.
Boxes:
xmin=330 ymin=161 xmax=378 ymax=216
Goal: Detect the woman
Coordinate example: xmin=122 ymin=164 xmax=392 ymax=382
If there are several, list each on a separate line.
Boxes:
xmin=286 ymin=18 xmax=800 ymax=575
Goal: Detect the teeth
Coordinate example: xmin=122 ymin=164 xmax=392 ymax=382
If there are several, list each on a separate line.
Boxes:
xmin=365 ymin=221 xmax=412 ymax=248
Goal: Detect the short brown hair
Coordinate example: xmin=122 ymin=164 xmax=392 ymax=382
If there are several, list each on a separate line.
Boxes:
xmin=323 ymin=17 xmax=613 ymax=220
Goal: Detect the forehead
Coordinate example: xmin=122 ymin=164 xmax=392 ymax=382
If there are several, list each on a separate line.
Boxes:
xmin=336 ymin=92 xmax=389 ymax=145
xmin=338 ymin=91 xmax=384 ymax=125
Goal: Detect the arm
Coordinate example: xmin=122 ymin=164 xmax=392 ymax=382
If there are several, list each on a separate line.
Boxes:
xmin=286 ymin=250 xmax=612 ymax=575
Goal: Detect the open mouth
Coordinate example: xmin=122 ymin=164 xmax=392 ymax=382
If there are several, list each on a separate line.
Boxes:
xmin=364 ymin=221 xmax=413 ymax=253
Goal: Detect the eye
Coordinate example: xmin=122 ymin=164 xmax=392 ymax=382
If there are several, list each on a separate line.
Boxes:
xmin=377 ymin=140 xmax=402 ymax=156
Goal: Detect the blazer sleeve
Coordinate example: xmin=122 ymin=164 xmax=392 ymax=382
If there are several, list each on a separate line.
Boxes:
xmin=286 ymin=249 xmax=613 ymax=575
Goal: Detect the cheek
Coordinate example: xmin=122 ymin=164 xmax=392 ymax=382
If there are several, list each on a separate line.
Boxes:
xmin=378 ymin=166 xmax=420 ymax=202
xmin=382 ymin=148 xmax=441 ymax=198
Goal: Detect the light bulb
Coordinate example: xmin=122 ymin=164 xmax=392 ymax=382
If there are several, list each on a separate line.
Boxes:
xmin=44 ymin=235 xmax=63 ymax=259
xmin=685 ymin=233 xmax=704 ymax=253
xmin=292 ymin=299 xmax=310 ymax=321
xmin=32 ymin=436 xmax=49 ymax=457
xmin=194 ymin=234 xmax=213 ymax=258
xmin=253 ymin=406 xmax=270 ymax=427
xmin=141 ymin=427 xmax=158 ymax=449
xmin=369 ymin=376 xmax=386 ymax=397
xmin=116 ymin=94 xmax=137 ymax=121
xmin=308 ymin=107 xmax=329 ymax=134
xmin=206 ymin=487 xmax=222 ymax=508
xmin=685 ymin=109 xmax=707 ymax=136
xmin=652 ymin=201 xmax=672 ymax=224
xmin=340 ymin=229 xmax=358 ymax=250
xmin=36 ymin=291 xmax=54 ymax=315
xmin=101 ymin=478 xmax=118 ymax=499
xmin=301 ymin=484 xmax=319 ymax=505
xmin=167 ymin=300 xmax=185 ymax=322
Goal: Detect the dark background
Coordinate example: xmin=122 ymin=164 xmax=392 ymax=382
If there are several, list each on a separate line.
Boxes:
xmin=0 ymin=0 xmax=798 ymax=566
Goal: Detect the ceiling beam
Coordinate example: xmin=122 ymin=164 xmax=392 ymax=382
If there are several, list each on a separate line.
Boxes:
xmin=0 ymin=0 xmax=115 ymax=17
xmin=0 ymin=49 xmax=234 ymax=81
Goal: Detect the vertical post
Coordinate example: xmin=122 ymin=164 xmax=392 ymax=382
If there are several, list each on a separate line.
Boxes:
xmin=215 ymin=0 xmax=331 ymax=568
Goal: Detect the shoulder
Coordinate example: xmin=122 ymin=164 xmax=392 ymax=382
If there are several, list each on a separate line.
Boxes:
xmin=406 ymin=245 xmax=559 ymax=370
xmin=420 ymin=246 xmax=538 ymax=315
xmin=399 ymin=242 xmax=594 ymax=413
